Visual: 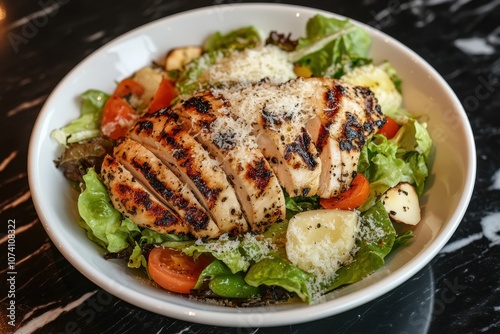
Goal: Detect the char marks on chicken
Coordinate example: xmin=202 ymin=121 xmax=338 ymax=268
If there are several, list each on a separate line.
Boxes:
xmin=170 ymin=92 xmax=286 ymax=233
xmin=100 ymin=77 xmax=385 ymax=238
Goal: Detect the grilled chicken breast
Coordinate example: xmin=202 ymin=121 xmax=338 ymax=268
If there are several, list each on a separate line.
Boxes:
xmin=113 ymin=138 xmax=220 ymax=238
xmin=101 ymin=154 xmax=189 ymax=235
xmin=304 ymin=78 xmax=385 ymax=197
xmin=213 ymin=77 xmax=384 ymax=198
xmin=100 ymin=75 xmax=384 ymax=239
xmin=170 ymin=93 xmax=286 ymax=232
xmin=212 ymin=80 xmax=322 ymax=197
xmin=129 ymin=109 xmax=248 ymax=236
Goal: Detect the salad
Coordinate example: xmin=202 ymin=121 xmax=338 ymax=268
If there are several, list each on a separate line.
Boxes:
xmin=51 ymin=14 xmax=432 ymax=306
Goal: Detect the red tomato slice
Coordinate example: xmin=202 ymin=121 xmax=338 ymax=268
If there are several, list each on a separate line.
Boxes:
xmin=377 ymin=116 xmax=400 ymax=139
xmin=101 ymin=96 xmax=137 ymax=139
xmin=148 ymin=77 xmax=177 ymax=113
xmin=320 ymin=173 xmax=370 ymax=210
xmin=148 ymin=247 xmax=212 ymax=294
xmin=113 ymin=78 xmax=144 ymax=98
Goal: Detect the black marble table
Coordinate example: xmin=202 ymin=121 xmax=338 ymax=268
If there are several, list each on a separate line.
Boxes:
xmin=1 ymin=0 xmax=499 ymax=333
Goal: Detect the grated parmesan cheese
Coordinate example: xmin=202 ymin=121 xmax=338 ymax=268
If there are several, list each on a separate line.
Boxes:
xmin=202 ymin=45 xmax=296 ymax=86
xmin=356 ymin=213 xmax=387 ymax=243
xmin=194 ymin=232 xmax=274 ymax=266
xmin=206 ymin=115 xmax=258 ymax=158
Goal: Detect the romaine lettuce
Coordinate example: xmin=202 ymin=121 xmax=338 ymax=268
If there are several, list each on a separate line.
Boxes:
xmin=203 ymin=26 xmax=261 ymax=52
xmin=194 ymin=260 xmax=261 ymax=298
xmin=358 ymin=118 xmax=431 ymax=210
xmin=51 ymin=90 xmax=109 ymax=145
xmin=291 ymin=14 xmax=371 ymax=78
xmin=245 ymin=257 xmax=313 ymax=302
xmin=327 ymin=201 xmax=397 ymax=291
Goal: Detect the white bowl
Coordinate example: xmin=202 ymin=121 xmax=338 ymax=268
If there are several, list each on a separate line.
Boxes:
xmin=28 ymin=3 xmax=476 ymax=327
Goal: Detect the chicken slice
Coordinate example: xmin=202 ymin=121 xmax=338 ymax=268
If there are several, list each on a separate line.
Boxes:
xmin=113 ymin=138 xmax=220 ymax=238
xmin=304 ymin=77 xmax=385 ymax=197
xmin=212 ymin=80 xmax=322 ymax=197
xmin=170 ymin=92 xmax=286 ymax=232
xmin=128 ymin=110 xmax=248 ymax=236
xmin=213 ymin=77 xmax=384 ymax=198
xmin=101 ymin=154 xmax=189 ymax=235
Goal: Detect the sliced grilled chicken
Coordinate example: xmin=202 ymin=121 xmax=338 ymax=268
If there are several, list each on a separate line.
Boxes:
xmin=214 ymin=77 xmax=384 ymax=198
xmin=128 ymin=110 xmax=248 ymax=236
xmin=101 ymin=154 xmax=189 ymax=235
xmin=304 ymin=77 xmax=385 ymax=197
xmin=170 ymin=93 xmax=286 ymax=232
xmin=213 ymin=80 xmax=322 ymax=197
xmin=305 ymin=114 xmax=343 ymax=197
xmin=113 ymin=138 xmax=220 ymax=238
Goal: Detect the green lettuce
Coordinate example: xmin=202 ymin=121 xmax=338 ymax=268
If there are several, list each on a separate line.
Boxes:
xmin=51 ymin=90 xmax=109 ymax=145
xmin=203 ymin=26 xmax=261 ymax=52
xmin=358 ymin=118 xmax=431 ymax=210
xmin=245 ymin=257 xmax=313 ymax=302
xmin=176 ymin=50 xmax=223 ymax=96
xmin=291 ymin=14 xmax=371 ymax=77
xmin=77 ymin=168 xmax=138 ymax=253
xmin=180 ymin=234 xmax=274 ymax=274
xmin=77 ymin=169 xmax=192 ymax=268
xmin=183 ymin=242 xmax=249 ymax=274
xmin=327 ymin=201 xmax=397 ymax=290
xmin=194 ymin=260 xmax=260 ymax=298
xmin=284 ymin=191 xmax=321 ymax=219
xmin=379 ymin=61 xmax=403 ymax=94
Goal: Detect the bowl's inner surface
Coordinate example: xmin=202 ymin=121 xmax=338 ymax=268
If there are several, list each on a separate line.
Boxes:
xmin=28 ymin=4 xmax=475 ymax=327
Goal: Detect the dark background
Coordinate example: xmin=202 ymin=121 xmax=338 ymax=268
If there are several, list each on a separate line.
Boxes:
xmin=1 ymin=0 xmax=499 ymax=333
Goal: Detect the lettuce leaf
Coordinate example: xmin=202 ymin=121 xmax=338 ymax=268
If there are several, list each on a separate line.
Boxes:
xmin=358 ymin=118 xmax=431 ymax=210
xmin=180 ymin=234 xmax=274 ymax=274
xmin=193 ymin=260 xmax=261 ymax=298
xmin=244 ymin=257 xmax=313 ymax=302
xmin=327 ymin=201 xmax=396 ymax=290
xmin=291 ymin=14 xmax=371 ymax=77
xmin=203 ymin=26 xmax=261 ymax=52
xmin=284 ymin=191 xmax=321 ymax=219
xmin=176 ymin=50 xmax=224 ymax=96
xmin=183 ymin=242 xmax=249 ymax=274
xmin=77 ymin=168 xmax=138 ymax=253
xmin=51 ymin=90 xmax=109 ymax=145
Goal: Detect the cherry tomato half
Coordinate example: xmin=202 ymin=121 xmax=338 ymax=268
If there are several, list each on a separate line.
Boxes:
xmin=377 ymin=116 xmax=400 ymax=139
xmin=101 ymin=95 xmax=137 ymax=139
xmin=148 ymin=247 xmax=212 ymax=294
xmin=320 ymin=173 xmax=370 ymax=210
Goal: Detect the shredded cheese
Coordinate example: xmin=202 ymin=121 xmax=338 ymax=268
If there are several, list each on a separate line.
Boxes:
xmin=202 ymin=45 xmax=296 ymax=86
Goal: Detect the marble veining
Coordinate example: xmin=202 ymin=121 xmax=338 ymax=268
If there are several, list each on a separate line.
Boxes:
xmin=454 ymin=37 xmax=496 ymax=56
xmin=14 ymin=291 xmax=97 ymax=334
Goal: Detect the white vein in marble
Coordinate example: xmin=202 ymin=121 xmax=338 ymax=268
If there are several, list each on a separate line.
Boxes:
xmin=488 ymin=168 xmax=500 ymax=190
xmin=0 ymin=218 xmax=38 ymax=245
xmin=454 ymin=37 xmax=495 ymax=56
xmin=440 ymin=212 xmax=500 ymax=253
xmin=14 ymin=291 xmax=97 ymax=334
xmin=7 ymin=95 xmax=47 ymax=117
xmin=0 ymin=151 xmax=17 ymax=172
xmin=7 ymin=2 xmax=61 ymax=31
xmin=0 ymin=190 xmax=31 ymax=214
xmin=85 ymin=30 xmax=105 ymax=43
xmin=480 ymin=213 xmax=500 ymax=247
